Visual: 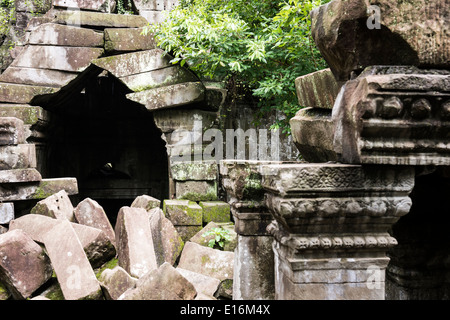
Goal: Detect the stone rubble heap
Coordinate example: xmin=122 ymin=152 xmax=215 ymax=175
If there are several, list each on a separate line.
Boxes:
xmin=0 ymin=192 xmax=235 ymax=300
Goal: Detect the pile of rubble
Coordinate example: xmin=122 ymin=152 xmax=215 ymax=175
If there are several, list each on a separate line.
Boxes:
xmin=0 ymin=192 xmax=235 ymax=300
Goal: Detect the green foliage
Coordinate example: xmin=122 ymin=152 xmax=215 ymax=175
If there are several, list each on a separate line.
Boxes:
xmin=143 ymin=0 xmax=330 ymax=133
xmin=0 ymin=0 xmax=14 ymax=41
xmin=202 ymin=227 xmax=232 ymax=250
xmin=116 ymin=0 xmax=135 ymax=14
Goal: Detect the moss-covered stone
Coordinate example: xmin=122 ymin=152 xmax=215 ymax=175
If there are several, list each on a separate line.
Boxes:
xmin=199 ymin=201 xmax=231 ymax=224
xmin=171 ymin=160 xmax=218 ymax=181
xmin=163 ymin=199 xmax=202 ymax=226
xmin=176 ymin=180 xmax=218 ymax=202
xmin=0 ymin=281 xmax=10 ymax=300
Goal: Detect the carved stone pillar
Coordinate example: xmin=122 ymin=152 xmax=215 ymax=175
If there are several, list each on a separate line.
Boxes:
xmin=261 ymin=163 xmax=415 ymax=300
xmin=220 ymin=160 xmax=280 ymax=300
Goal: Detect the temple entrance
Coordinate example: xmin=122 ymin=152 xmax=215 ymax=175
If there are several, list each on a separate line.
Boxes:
xmin=42 ymin=73 xmax=169 ymax=226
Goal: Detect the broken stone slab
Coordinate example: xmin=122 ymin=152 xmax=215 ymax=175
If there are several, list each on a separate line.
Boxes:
xmin=190 ymin=221 xmax=236 ymax=252
xmin=48 ymin=9 xmax=148 ymax=28
xmin=42 ymin=219 xmax=103 ymax=300
xmin=74 ymin=198 xmax=116 ymax=247
xmin=9 ymin=214 xmax=116 ymax=268
xmin=91 ymin=48 xmax=172 ymax=78
xmin=0 ymin=82 xmax=57 ymax=104
xmin=115 ymin=206 xmax=158 ymax=278
xmin=0 ymin=144 xmax=36 ymax=170
xmin=119 ymin=65 xmax=198 ymax=92
xmin=0 ymin=117 xmax=25 ymax=145
xmin=98 ymin=266 xmax=137 ymax=300
xmin=30 ymin=190 xmax=75 ymax=221
xmin=131 ymin=194 xmax=161 ymax=211
xmin=127 ymin=82 xmax=206 ymax=111
xmin=289 ymin=107 xmax=337 ymax=163
xmin=0 ymin=203 xmax=14 ymax=225
xmin=175 ymin=180 xmax=218 ymax=202
xmin=0 ymin=168 xmax=42 ymax=183
xmin=176 ymin=267 xmax=220 ymax=298
xmin=171 ymin=160 xmax=218 ymax=181
xmin=0 ymin=229 xmax=53 ymax=299
xmin=0 ymin=105 xmax=48 ymax=126
xmin=0 ymin=177 xmax=79 ymax=201
xmin=119 ymin=262 xmax=197 ymax=300
xmin=311 ymin=0 xmax=450 ymax=81
xmin=178 ymin=241 xmax=234 ymax=282
xmin=199 ymin=201 xmax=231 ymax=224
xmin=11 ymin=45 xmax=104 ymax=72
xmin=0 ymin=67 xmax=78 ymax=89
xmin=52 ymin=0 xmax=115 ymax=12
xmin=163 ymin=199 xmax=202 ymax=226
xmin=295 ymin=68 xmax=342 ymax=110
xmin=27 ymin=23 xmax=104 ymax=47
xmin=104 ymin=27 xmax=156 ymax=53
xmin=149 ymin=207 xmax=184 ymax=266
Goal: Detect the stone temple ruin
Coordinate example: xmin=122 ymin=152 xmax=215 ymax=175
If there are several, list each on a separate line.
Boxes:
xmin=0 ymin=0 xmax=449 ymax=300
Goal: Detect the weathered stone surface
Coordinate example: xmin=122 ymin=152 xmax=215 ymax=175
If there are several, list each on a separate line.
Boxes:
xmin=115 ymin=207 xmax=157 ymax=278
xmin=189 ymin=221 xmax=236 ymax=252
xmin=119 ymin=262 xmax=196 ymax=300
xmin=74 ymin=198 xmax=116 ymax=247
xmin=0 ymin=105 xmax=48 ymax=125
xmin=0 ymin=82 xmax=57 ymax=104
xmin=174 ymin=225 xmax=202 ymax=244
xmin=42 ymin=220 xmax=103 ymax=300
xmin=311 ymin=0 xmax=450 ymax=81
xmin=0 ymin=177 xmax=78 ymax=201
xmin=98 ymin=266 xmax=137 ymax=300
xmin=0 ymin=117 xmax=25 ymax=145
xmin=171 ymin=160 xmax=218 ymax=181
xmin=139 ymin=10 xmax=167 ymax=25
xmin=11 ymin=45 xmax=104 ymax=72
xmin=176 ymin=267 xmax=220 ymax=298
xmin=133 ymin=0 xmax=179 ymax=11
xmin=92 ymin=49 xmax=172 ymax=78
xmin=127 ymin=82 xmax=206 ymax=110
xmin=0 ymin=229 xmax=52 ymax=299
xmin=30 ymin=190 xmax=75 ymax=221
xmin=163 ymin=199 xmax=202 ymax=226
xmin=175 ymin=180 xmax=218 ymax=201
xmin=131 ymin=194 xmax=161 ymax=211
xmin=0 ymin=168 xmax=42 ymax=183
xmin=290 ymin=107 xmax=336 ymax=162
xmin=49 ymin=9 xmax=148 ymax=28
xmin=295 ymin=68 xmax=342 ymax=109
xmin=189 ymin=221 xmax=220 ymax=248
xmin=0 ymin=144 xmax=36 ymax=170
xmin=199 ymin=201 xmax=231 ymax=224
xmin=332 ymin=66 xmax=450 ymax=165
xmin=178 ymin=241 xmax=234 ymax=282
xmin=28 ymin=23 xmax=104 ymax=47
xmin=120 ymin=66 xmax=198 ymax=92
xmin=52 ymin=0 xmax=115 ymax=12
xmin=148 ymin=207 xmax=184 ymax=266
xmin=104 ymin=27 xmax=156 ymax=53
xmin=0 ymin=203 xmax=14 ymax=225
xmin=9 ymin=214 xmax=116 ymax=267
xmin=16 ymin=0 xmax=52 ymax=13
xmin=0 ymin=67 xmax=77 ymax=88
xmin=231 ymin=202 xmax=273 ymax=236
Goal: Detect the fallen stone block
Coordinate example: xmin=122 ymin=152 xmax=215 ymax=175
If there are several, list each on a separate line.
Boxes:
xmin=74 ymin=198 xmax=115 ymax=247
xmin=115 ymin=207 xmax=158 ymax=278
xmin=190 ymin=221 xmax=236 ymax=252
xmin=0 ymin=117 xmax=25 ymax=145
xmin=0 ymin=67 xmax=78 ymax=88
xmin=98 ymin=266 xmax=137 ymax=300
xmin=119 ymin=262 xmax=197 ymax=300
xmin=92 ymin=48 xmax=172 ymax=78
xmin=149 ymin=208 xmax=184 ymax=266
xmin=28 ymin=23 xmax=104 ymax=47
xmin=178 ymin=241 xmax=234 ymax=282
xmin=0 ymin=203 xmax=14 ymax=225
xmin=30 ymin=190 xmax=75 ymax=221
xmin=11 ymin=45 xmax=104 ymax=72
xmin=9 ymin=214 xmax=116 ymax=268
xmin=175 ymin=180 xmax=218 ymax=201
xmin=131 ymin=194 xmax=161 ymax=211
xmin=42 ymin=220 xmax=103 ymax=300
xmin=0 ymin=82 xmax=57 ymax=104
xmin=176 ymin=267 xmax=220 ymax=298
xmin=0 ymin=144 xmax=37 ymax=170
xmin=0 ymin=229 xmax=53 ymax=299
xmin=52 ymin=0 xmax=115 ymax=13
xmin=104 ymin=27 xmax=156 ymax=53
xmin=199 ymin=201 xmax=231 ymax=224
xmin=0 ymin=168 xmax=42 ymax=184
xmin=126 ymin=82 xmax=206 ymax=111
xmin=163 ymin=199 xmax=202 ymax=226
xmin=171 ymin=160 xmax=218 ymax=181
